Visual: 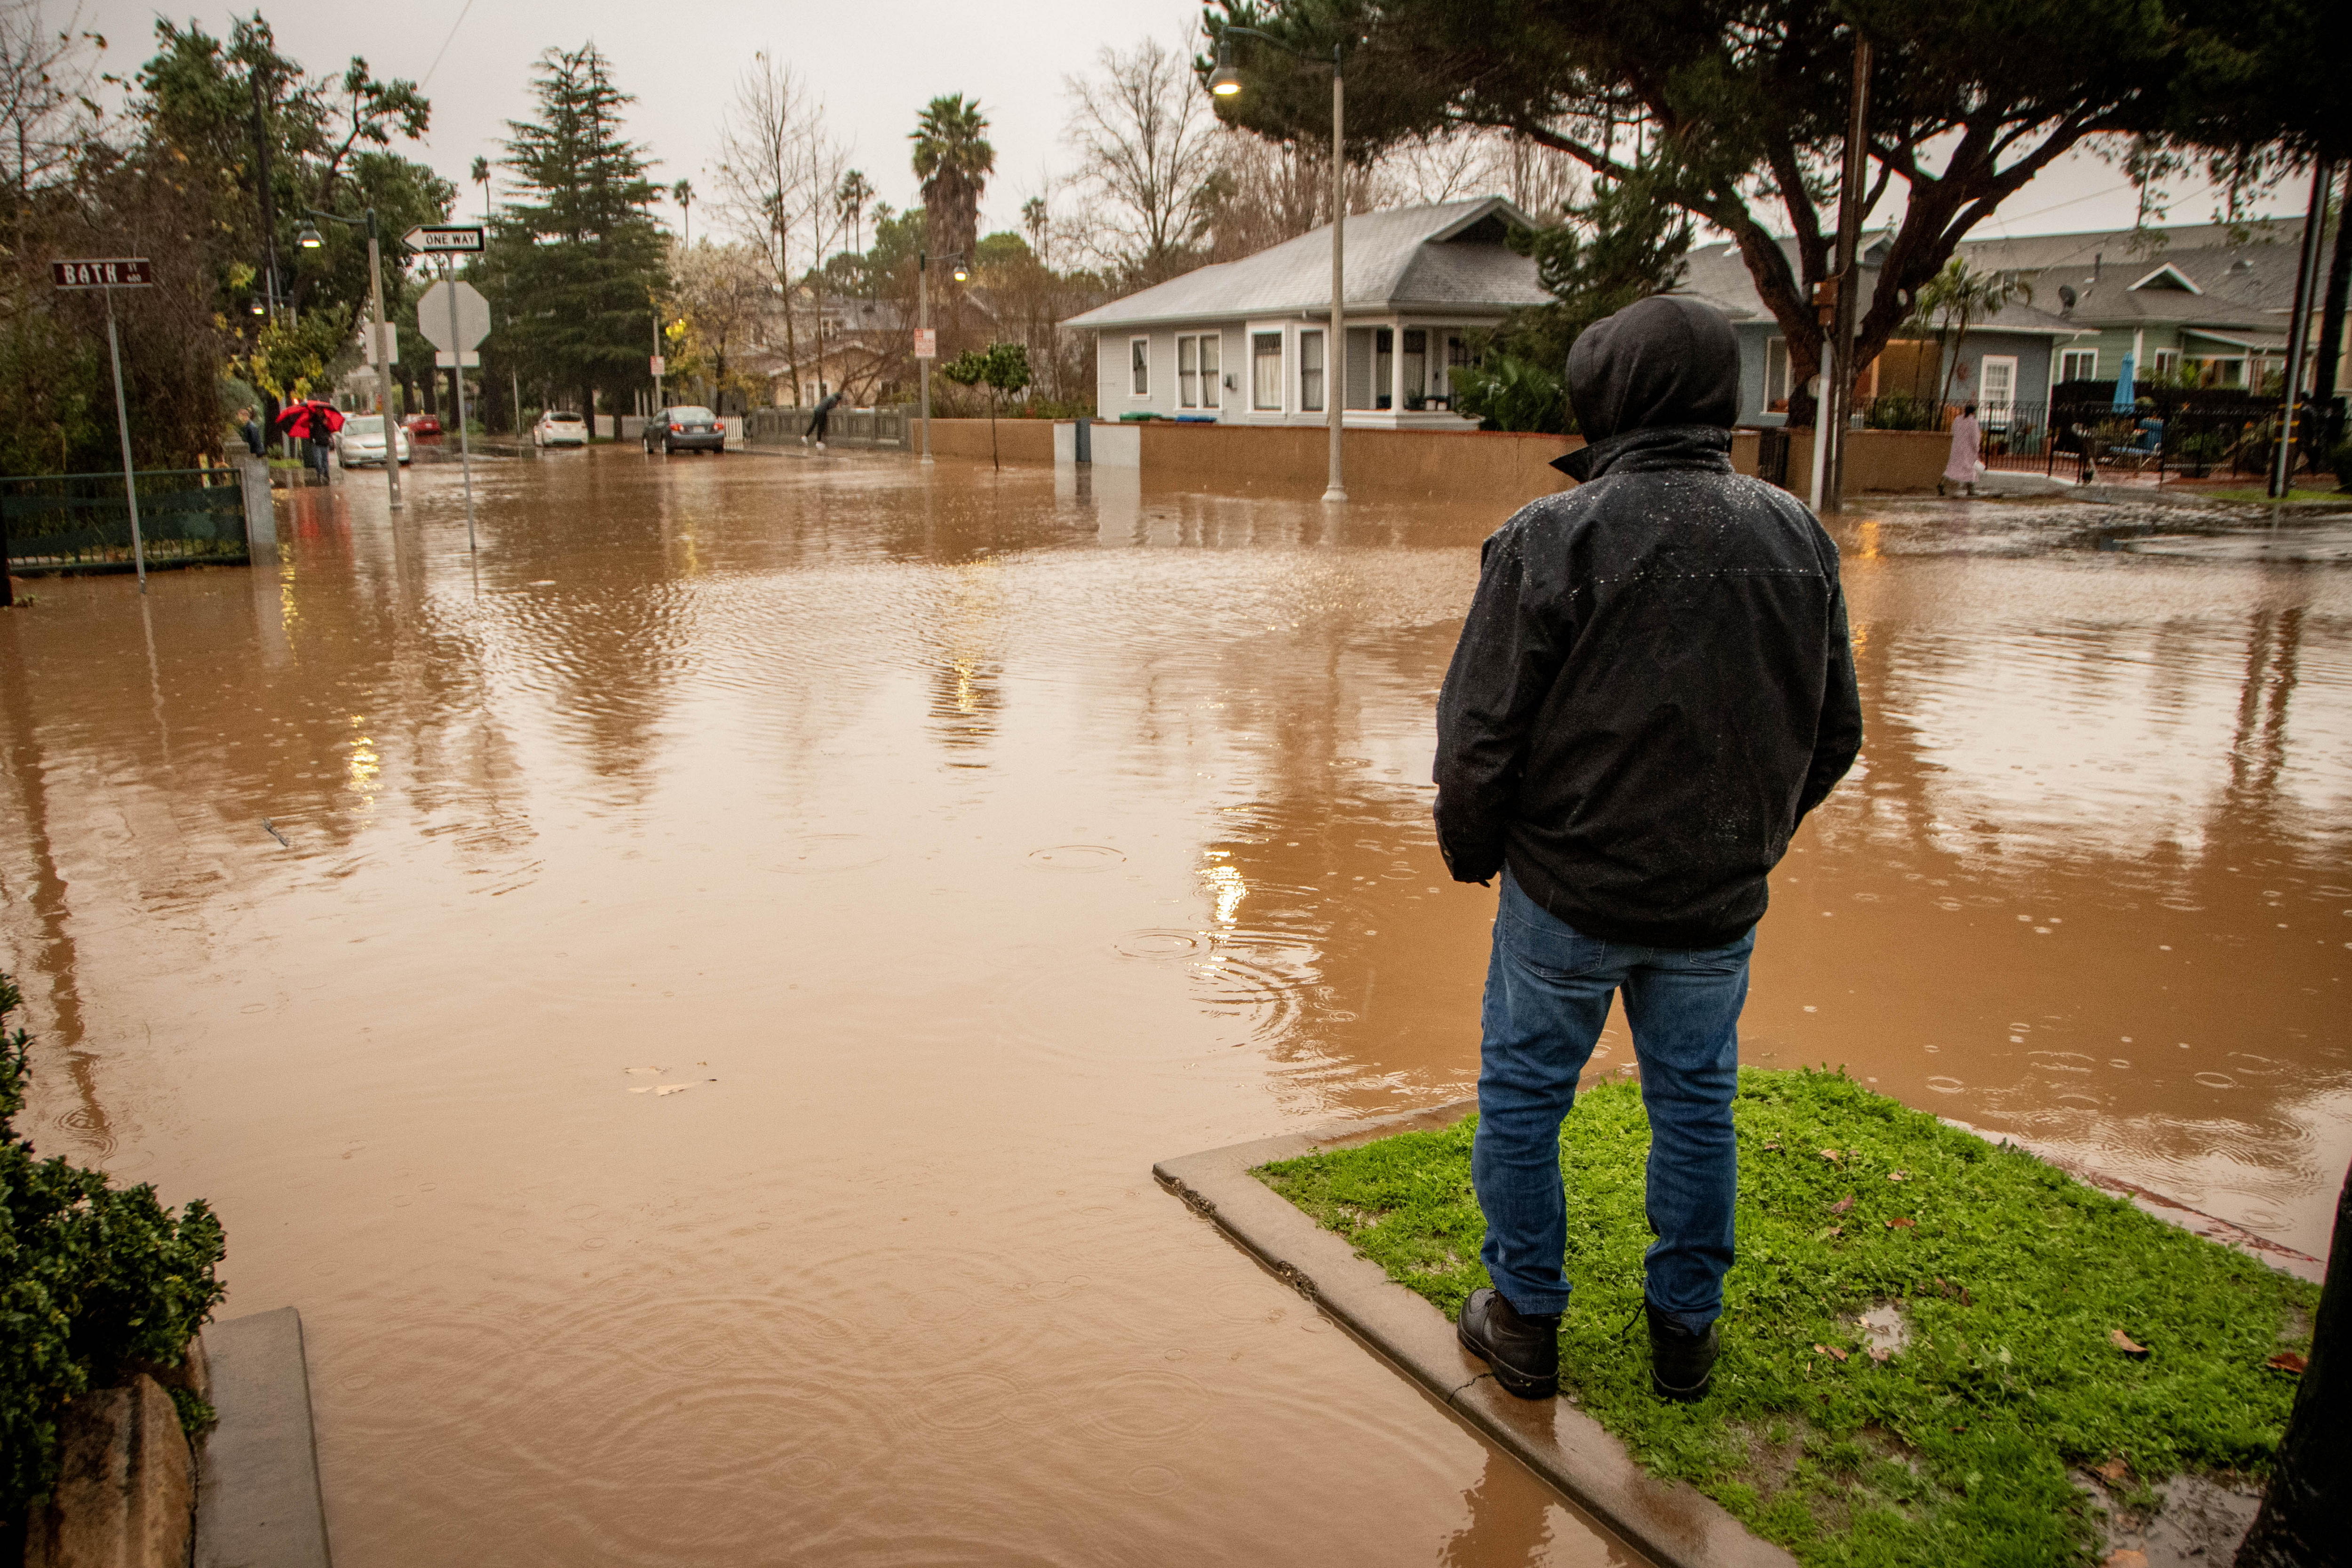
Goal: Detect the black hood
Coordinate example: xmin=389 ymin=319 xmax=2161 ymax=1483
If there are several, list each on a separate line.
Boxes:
xmin=1549 ymin=295 xmax=1740 ymax=478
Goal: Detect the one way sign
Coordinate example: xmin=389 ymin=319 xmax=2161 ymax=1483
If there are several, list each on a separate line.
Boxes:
xmin=404 ymin=224 xmax=485 ymax=254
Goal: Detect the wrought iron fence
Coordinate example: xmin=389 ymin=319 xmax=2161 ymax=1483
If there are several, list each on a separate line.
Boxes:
xmin=1 ymin=468 xmax=249 ymax=572
xmin=742 ymin=406 xmax=910 ymax=449
xmin=1859 ymin=392 xmax=2341 ymax=482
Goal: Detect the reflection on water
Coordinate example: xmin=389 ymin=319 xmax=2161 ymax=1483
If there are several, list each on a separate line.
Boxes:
xmin=0 ymin=457 xmax=2344 ymax=1564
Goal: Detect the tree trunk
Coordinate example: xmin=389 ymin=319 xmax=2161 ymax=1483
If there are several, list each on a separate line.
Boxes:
xmin=2235 ymin=1160 xmax=2351 ymax=1567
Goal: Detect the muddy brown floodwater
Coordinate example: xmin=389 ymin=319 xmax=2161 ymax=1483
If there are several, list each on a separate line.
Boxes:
xmin=3 ymin=448 xmax=2346 ymax=1565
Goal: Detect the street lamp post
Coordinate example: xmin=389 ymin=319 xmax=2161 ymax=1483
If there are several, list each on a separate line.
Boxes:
xmin=299 ymin=208 xmax=402 ymax=511
xmin=917 ymin=250 xmax=967 ymax=466
xmin=1210 ymin=29 xmax=1349 ymax=502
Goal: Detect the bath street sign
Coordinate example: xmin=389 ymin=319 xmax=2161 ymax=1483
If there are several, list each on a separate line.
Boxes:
xmin=49 ymin=257 xmax=157 ymax=590
xmin=51 ymin=258 xmax=153 ymax=288
xmin=404 ymin=224 xmax=485 ymax=254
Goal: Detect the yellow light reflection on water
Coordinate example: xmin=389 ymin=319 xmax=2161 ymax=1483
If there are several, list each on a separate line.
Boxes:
xmin=1202 ymin=863 xmax=1247 ymax=925
xmin=345 ymin=713 xmax=380 ymax=799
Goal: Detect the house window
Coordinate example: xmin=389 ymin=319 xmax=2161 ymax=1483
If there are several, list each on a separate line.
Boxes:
xmin=1177 ymin=336 xmax=1199 ymax=408
xmin=1979 ymin=355 xmax=2017 ymax=420
xmin=2059 ymin=349 xmax=2099 ymax=382
xmin=1252 ymin=332 xmax=1283 ymax=410
xmin=1402 ymin=329 xmax=1428 ymax=407
xmin=2150 ymin=350 xmax=2179 ymax=378
xmin=1764 ymin=338 xmax=1791 ymax=412
xmin=1373 ymin=327 xmax=1394 ymax=409
xmin=1129 ymin=337 xmax=1150 ymax=398
xmin=1299 ymin=329 xmax=1326 ymax=411
xmin=1438 ymin=334 xmax=1470 ymax=402
xmin=1199 ymin=332 xmax=1222 ymax=409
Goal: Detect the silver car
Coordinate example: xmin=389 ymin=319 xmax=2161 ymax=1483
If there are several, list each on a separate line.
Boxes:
xmin=334 ymin=414 xmax=412 ymax=467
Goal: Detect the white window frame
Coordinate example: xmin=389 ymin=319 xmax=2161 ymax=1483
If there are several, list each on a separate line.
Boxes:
xmin=1177 ymin=335 xmax=1200 ymax=408
xmin=1199 ymin=331 xmax=1222 ymax=410
xmin=2059 ymin=348 xmax=2099 ymax=382
xmin=1979 ymin=354 xmax=2018 ymax=418
xmin=1298 ymin=328 xmax=1326 ymax=412
xmin=1128 ymin=336 xmax=1150 ymax=399
xmin=2150 ymin=350 xmax=2179 ymax=378
xmin=1764 ymin=338 xmax=1791 ymax=411
xmin=1250 ymin=329 xmax=1285 ymax=413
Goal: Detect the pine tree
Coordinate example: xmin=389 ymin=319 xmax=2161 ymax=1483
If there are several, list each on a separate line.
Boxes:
xmin=488 ymin=44 xmax=666 ymax=428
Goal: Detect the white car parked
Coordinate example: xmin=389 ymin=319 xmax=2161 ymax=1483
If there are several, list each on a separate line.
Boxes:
xmin=334 ymin=414 xmax=411 ymax=468
xmin=533 ymin=411 xmax=589 ymax=448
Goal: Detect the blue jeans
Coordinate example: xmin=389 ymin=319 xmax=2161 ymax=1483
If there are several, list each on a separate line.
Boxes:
xmin=1473 ymin=870 xmax=1753 ymax=1334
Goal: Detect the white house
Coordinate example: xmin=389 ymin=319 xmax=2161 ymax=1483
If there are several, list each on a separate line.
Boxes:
xmin=1062 ymin=196 xmax=1550 ymax=429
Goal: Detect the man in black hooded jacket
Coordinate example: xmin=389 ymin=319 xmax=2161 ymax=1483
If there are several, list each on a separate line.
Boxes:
xmin=1435 ymin=294 xmax=1861 ymax=1404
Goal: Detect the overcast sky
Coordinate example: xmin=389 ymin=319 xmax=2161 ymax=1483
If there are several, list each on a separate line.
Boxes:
xmin=68 ymin=0 xmax=2307 ymax=249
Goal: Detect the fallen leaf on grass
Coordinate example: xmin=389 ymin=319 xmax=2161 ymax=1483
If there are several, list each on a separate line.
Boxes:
xmin=1820 ymin=1148 xmax=1843 ymax=1162
xmin=1830 ymin=1195 xmax=1856 ymax=1215
xmin=1869 ymin=1345 xmax=1891 ymax=1363
xmin=1887 ymin=1170 xmax=1910 ymax=1182
xmin=2095 ymin=1457 xmax=2130 ymax=1482
xmin=1761 ymin=1141 xmax=1782 ymax=1152
xmin=2265 ymin=1351 xmax=2307 ymax=1374
xmin=1824 ymin=1345 xmax=1849 ymax=1362
xmin=1885 ymin=1217 xmax=1917 ymax=1230
xmin=2110 ymin=1329 xmax=2150 ymax=1357
xmin=1822 ymin=1226 xmax=1844 ymax=1238
xmin=2103 ymin=1552 xmax=2148 ymax=1568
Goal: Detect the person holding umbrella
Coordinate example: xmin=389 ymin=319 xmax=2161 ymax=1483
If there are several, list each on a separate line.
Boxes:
xmin=277 ymin=398 xmax=343 ymax=481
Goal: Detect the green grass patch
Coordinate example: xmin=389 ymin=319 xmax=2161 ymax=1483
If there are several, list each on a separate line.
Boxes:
xmin=2193 ymin=487 xmax=2347 ymax=504
xmin=1257 ymin=1069 xmax=2314 ymax=1568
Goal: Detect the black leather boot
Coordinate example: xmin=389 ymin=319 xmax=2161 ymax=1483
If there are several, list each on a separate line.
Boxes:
xmin=1458 ymin=1287 xmax=1560 ymax=1399
xmin=1646 ymin=1302 xmax=1721 ymax=1402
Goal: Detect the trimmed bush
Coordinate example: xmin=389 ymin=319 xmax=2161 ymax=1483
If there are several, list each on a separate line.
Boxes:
xmin=0 ymin=972 xmax=225 ymax=1528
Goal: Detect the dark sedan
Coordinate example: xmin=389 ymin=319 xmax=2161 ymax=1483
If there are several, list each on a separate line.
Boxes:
xmin=644 ymin=406 xmax=725 ymax=455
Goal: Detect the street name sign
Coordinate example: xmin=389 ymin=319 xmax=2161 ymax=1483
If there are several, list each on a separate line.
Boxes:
xmin=913 ymin=327 xmax=938 ymax=360
xmin=416 ymin=279 xmax=491 ymax=352
xmin=52 ymin=258 xmax=153 ymax=288
xmin=434 ymin=351 xmax=482 ymax=368
xmin=404 ymin=225 xmax=485 ymax=254
xmin=650 ymin=354 xmax=666 ymax=377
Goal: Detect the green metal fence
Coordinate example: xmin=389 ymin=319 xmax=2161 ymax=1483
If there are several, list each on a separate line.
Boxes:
xmin=1 ymin=469 xmax=249 ymax=573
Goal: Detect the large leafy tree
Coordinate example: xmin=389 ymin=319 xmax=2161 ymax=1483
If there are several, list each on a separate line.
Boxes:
xmin=1205 ymin=0 xmax=2335 ymax=426
xmin=487 ymin=43 xmax=666 ymax=425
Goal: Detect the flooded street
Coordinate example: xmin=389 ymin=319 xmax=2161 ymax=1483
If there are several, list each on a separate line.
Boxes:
xmin=3 ymin=447 xmax=2346 ymax=1565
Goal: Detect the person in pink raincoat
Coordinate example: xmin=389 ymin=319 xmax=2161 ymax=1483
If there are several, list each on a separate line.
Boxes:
xmin=1939 ymin=402 xmax=1981 ymax=496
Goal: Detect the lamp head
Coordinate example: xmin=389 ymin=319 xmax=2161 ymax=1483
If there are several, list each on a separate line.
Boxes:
xmin=1208 ymin=62 xmax=1243 ymax=96
xmin=247 ymin=294 xmax=268 ymax=316
xmin=296 ymin=223 xmax=324 ymax=250
xmin=950 ymin=260 xmax=969 ymax=283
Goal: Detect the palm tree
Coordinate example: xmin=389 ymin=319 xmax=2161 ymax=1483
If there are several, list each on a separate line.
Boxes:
xmin=673 ymin=178 xmax=694 ymax=249
xmin=470 ymin=155 xmax=492 ymax=224
xmin=1904 ymin=258 xmax=2032 ymax=408
xmin=910 ymin=95 xmax=993 ymax=263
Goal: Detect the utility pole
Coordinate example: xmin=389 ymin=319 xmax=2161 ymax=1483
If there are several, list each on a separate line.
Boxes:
xmin=919 ymin=251 xmax=932 ymax=464
xmin=1323 ymin=43 xmax=1347 ymax=503
xmin=2272 ymin=157 xmax=2336 ymax=500
xmin=1821 ymin=32 xmax=1873 ymax=514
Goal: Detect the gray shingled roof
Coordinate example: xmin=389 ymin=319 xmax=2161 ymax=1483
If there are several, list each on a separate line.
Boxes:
xmin=1061 ymin=197 xmax=1550 ymax=329
xmin=1671 ymin=241 xmax=2086 ymax=336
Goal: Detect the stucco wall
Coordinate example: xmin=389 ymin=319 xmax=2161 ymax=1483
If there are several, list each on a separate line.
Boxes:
xmin=923 ymin=418 xmax=1057 ymax=464
xmin=1136 ymin=422 xmax=1583 ymax=509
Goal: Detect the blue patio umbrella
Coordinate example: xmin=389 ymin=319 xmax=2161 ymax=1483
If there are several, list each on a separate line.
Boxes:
xmin=2112 ymin=351 xmax=2137 ymax=410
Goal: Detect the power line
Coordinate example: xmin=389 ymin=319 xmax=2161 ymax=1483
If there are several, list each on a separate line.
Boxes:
xmin=419 ymin=0 xmax=476 ymax=89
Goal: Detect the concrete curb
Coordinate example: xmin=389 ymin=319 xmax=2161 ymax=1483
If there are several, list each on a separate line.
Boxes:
xmin=1154 ymin=1103 xmax=1798 ymax=1568
xmin=195 ymin=1308 xmax=332 ymax=1568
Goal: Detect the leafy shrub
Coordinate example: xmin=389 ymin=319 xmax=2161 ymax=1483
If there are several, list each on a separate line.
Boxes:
xmin=1863 ymin=393 xmax=1939 ymax=431
xmin=2331 ymin=439 xmax=2352 ymax=491
xmin=1452 ymin=352 xmax=1573 ymax=434
xmin=0 ymin=973 xmax=225 ymax=1527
